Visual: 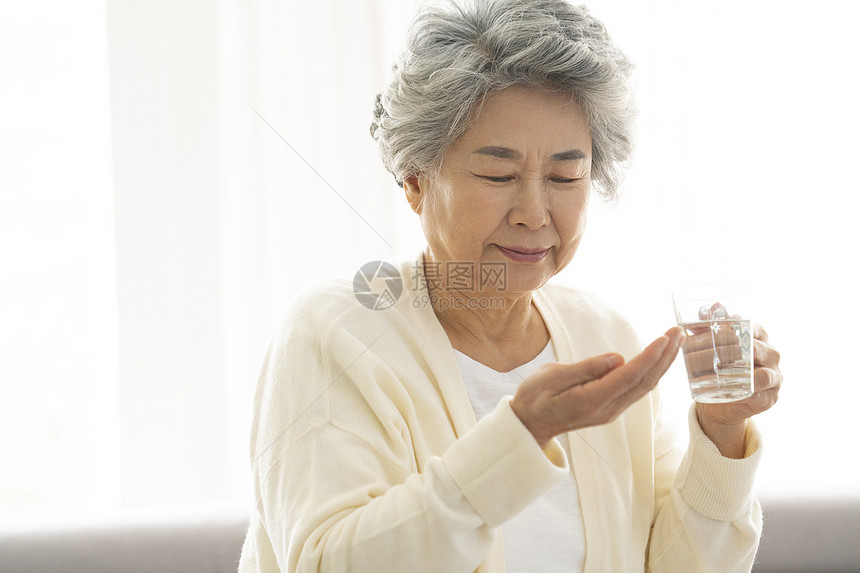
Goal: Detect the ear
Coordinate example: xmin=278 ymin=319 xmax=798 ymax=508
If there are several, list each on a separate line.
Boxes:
xmin=403 ymin=175 xmax=424 ymax=214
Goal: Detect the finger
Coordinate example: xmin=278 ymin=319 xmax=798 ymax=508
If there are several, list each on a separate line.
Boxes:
xmin=683 ymin=325 xmax=747 ymax=352
xmin=527 ymin=353 xmax=623 ymax=398
xmin=680 ymin=321 xmax=710 ymax=335
xmin=754 ymin=322 xmax=769 ymax=343
xmin=753 ymin=338 xmax=781 ymax=368
xmin=562 ymin=336 xmax=667 ymax=406
xmin=635 ymin=328 xmax=685 ymax=391
xmin=682 ymin=344 xmax=745 ymax=379
xmin=604 ymin=329 xmax=685 ymax=414
xmin=601 ymin=330 xmax=679 ymax=399
xmin=663 ymin=325 xmax=686 ymax=340
xmin=744 ymin=385 xmax=780 ymax=414
xmin=605 ymin=335 xmax=669 ymax=390
xmin=517 ymin=352 xmax=626 ymax=402
xmin=754 ymin=366 xmax=783 ymax=393
xmin=560 ymin=352 xmax=626 ymax=388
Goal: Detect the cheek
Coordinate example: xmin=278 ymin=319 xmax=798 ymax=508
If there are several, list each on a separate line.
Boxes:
xmin=444 ymin=189 xmax=505 ymax=236
xmin=421 ymin=186 xmax=487 ymax=250
xmin=554 ymin=195 xmax=589 ymax=245
xmin=574 ymin=208 xmax=588 ymax=239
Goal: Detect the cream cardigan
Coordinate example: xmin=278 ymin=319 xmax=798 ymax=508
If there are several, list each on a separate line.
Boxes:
xmin=238 ymin=256 xmax=762 ymax=573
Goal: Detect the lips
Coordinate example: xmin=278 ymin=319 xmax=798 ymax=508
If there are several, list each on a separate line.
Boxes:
xmin=496 ymin=245 xmax=550 ymax=263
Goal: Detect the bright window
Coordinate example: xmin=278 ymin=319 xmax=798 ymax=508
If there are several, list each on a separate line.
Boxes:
xmin=0 ymin=1 xmax=119 ymax=518
xmin=1 ymin=1 xmax=858 ymax=523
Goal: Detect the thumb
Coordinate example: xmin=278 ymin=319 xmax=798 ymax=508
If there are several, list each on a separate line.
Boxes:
xmin=564 ymin=352 xmax=626 ymax=386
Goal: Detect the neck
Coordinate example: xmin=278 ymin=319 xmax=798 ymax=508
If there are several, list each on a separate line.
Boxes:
xmin=422 ymin=250 xmax=547 ymax=367
xmin=434 ymin=288 xmax=536 ymax=344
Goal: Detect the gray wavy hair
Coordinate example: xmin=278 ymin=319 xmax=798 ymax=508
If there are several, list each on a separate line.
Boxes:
xmin=370 ymin=0 xmax=635 ymax=200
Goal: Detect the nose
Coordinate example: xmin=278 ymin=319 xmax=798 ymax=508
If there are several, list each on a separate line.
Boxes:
xmin=509 ymin=177 xmax=550 ymax=229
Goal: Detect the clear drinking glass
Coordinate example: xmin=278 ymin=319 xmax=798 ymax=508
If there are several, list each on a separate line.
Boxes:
xmin=672 ymin=283 xmax=755 ymax=403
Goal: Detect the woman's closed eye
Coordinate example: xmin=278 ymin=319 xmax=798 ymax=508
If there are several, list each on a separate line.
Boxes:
xmin=476 ymin=174 xmax=515 ymax=183
xmin=472 ymin=173 xmax=587 ymax=185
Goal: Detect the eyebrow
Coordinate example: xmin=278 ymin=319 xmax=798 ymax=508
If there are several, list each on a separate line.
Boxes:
xmin=473 ymin=146 xmax=586 ymax=161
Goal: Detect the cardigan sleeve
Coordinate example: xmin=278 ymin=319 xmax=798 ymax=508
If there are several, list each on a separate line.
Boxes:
xmin=256 ymin=399 xmax=568 ymax=573
xmin=244 ymin=297 xmax=569 ymax=573
xmin=646 ymin=403 xmax=763 ymax=573
xmin=531 ymin=284 xmax=763 ymax=572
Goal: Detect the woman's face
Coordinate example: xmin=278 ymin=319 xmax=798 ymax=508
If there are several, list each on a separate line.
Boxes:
xmin=404 ymin=85 xmax=593 ymax=295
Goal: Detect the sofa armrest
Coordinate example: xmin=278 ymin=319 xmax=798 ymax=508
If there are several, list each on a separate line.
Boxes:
xmin=0 ymin=508 xmax=250 ymax=573
xmin=2 ymin=498 xmax=859 ymax=573
xmin=755 ymin=496 xmax=860 ymax=573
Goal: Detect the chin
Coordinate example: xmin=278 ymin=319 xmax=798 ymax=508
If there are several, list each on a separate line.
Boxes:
xmin=502 ymin=265 xmax=555 ymax=294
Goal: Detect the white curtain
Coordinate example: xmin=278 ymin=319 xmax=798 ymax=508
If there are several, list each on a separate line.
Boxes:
xmin=579 ymin=0 xmax=860 ymax=496
xmin=104 ymin=0 xmax=422 ymax=509
xmin=1 ymin=1 xmax=120 ymax=517
xmin=2 ymin=0 xmax=858 ymax=521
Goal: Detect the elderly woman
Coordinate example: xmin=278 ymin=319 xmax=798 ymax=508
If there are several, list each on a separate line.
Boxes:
xmin=238 ymin=1 xmax=782 ymax=572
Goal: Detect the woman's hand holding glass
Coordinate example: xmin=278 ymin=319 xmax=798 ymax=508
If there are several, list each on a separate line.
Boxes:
xmin=694 ymin=323 xmax=783 ymax=458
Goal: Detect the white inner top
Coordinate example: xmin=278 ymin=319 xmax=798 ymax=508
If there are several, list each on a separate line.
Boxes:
xmin=454 ymin=342 xmax=586 ymax=573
